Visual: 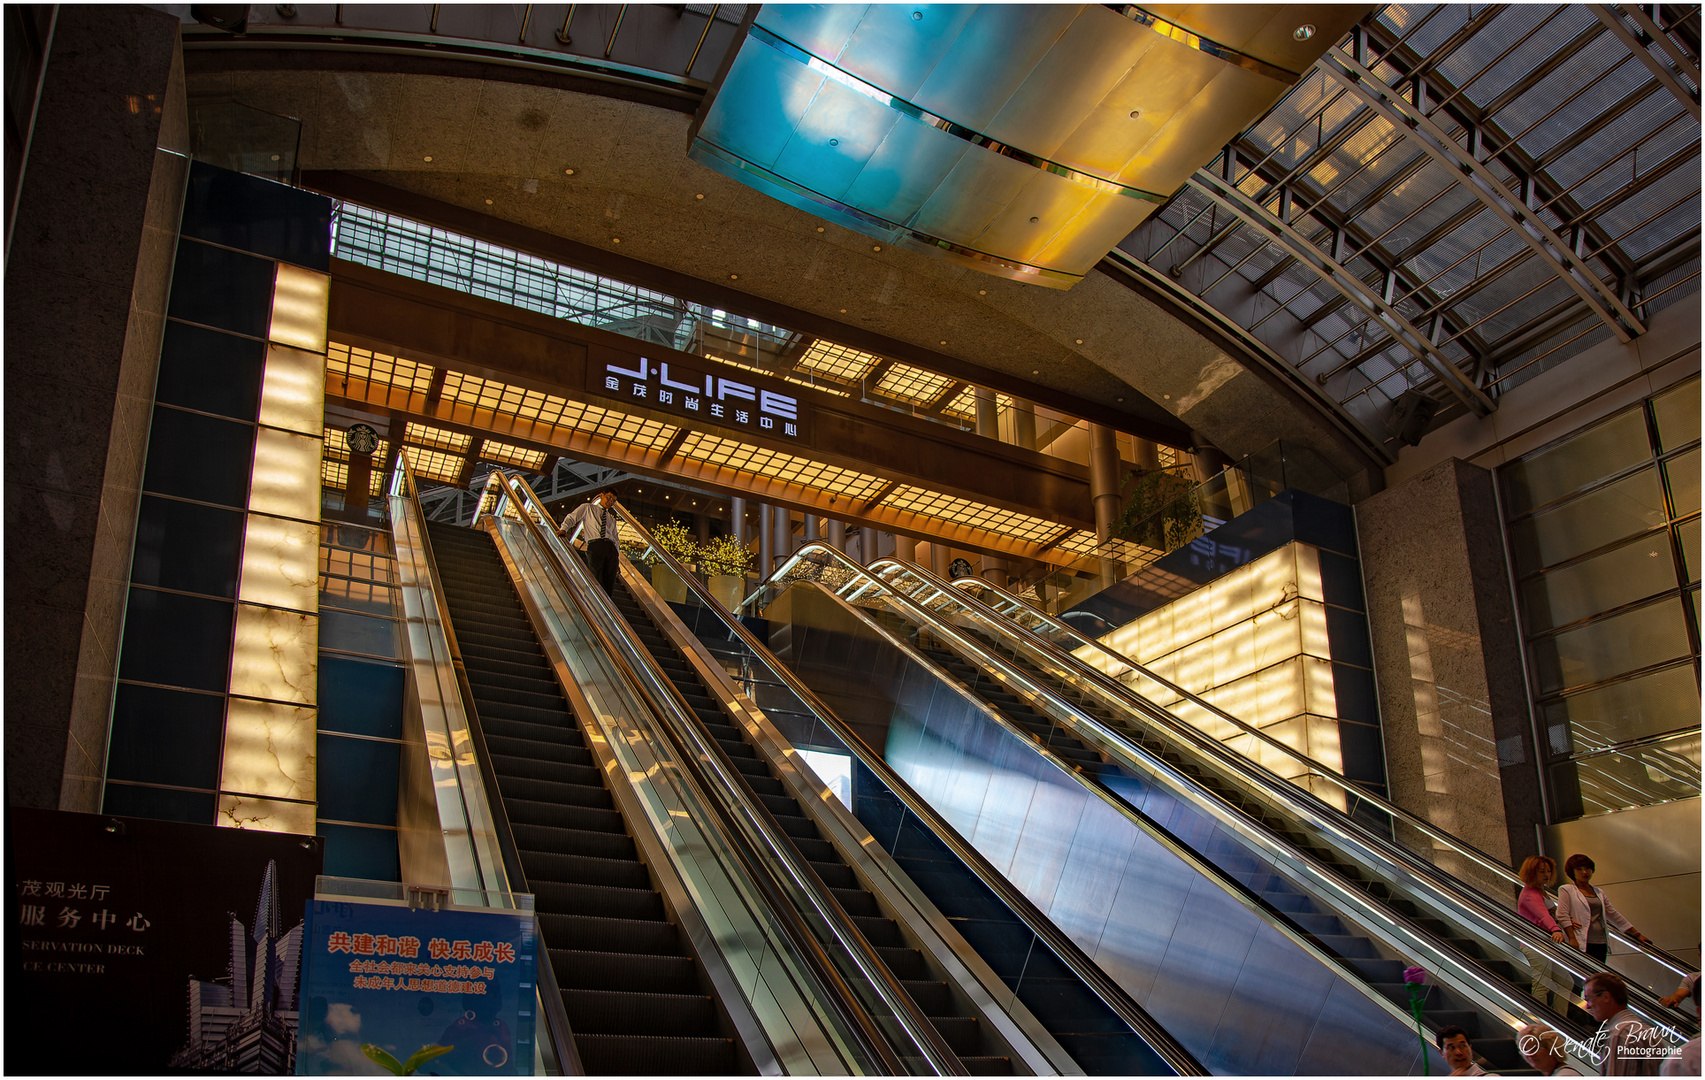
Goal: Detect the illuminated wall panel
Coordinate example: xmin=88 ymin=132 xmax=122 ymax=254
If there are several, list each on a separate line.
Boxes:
xmin=1083 ymin=541 xmax=1370 ymax=801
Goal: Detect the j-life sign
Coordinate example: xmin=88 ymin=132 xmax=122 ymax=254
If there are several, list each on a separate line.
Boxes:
xmin=600 ymin=355 xmax=808 ymax=441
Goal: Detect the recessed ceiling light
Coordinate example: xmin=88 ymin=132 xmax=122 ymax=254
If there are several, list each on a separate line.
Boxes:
xmin=564 ymin=167 xmax=575 ymax=175
xmin=939 ymin=340 xmax=948 ymax=345
xmin=1163 ymin=393 xmax=1171 ymax=400
xmin=829 ymin=138 xmax=840 ymax=146
xmin=612 ymin=237 xmax=621 ymax=243
xmin=1129 ymin=109 xmax=1142 ymax=120
xmin=423 ymin=155 xmax=433 ymax=162
xmin=270 ymin=154 xmax=281 ymax=161
xmin=1031 ymin=369 xmax=1040 ymax=375
xmin=1116 ymin=396 xmax=1125 ymax=402
xmin=816 ymin=226 xmax=825 ymax=232
xmin=911 ymin=10 xmax=922 ymax=20
xmin=695 ymin=193 xmax=704 ymax=200
xmin=1029 ymin=216 xmax=1039 ymax=223
xmin=1075 ymin=338 xmax=1084 ymax=344
xmin=978 ymin=289 xmax=987 ymax=295
xmin=840 ymin=308 xmax=847 ymax=313
xmin=1293 ymin=23 xmax=1315 ymax=40
xmin=484 ymin=198 xmax=493 ymax=205
xmin=872 ymin=244 xmax=882 ymax=252
xmin=730 ymin=273 xmax=740 ymax=280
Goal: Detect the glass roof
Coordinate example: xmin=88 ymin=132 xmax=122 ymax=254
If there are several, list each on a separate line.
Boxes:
xmin=1115 ymin=4 xmax=1700 ymax=459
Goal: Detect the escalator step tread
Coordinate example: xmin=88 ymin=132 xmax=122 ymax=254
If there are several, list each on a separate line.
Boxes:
xmin=490 ymin=754 xmax=601 ymax=787
xmin=511 ymin=823 xmax=632 ymax=861
xmin=521 ymin=850 xmax=651 ymax=891
xmin=501 ymin=776 xmax=614 ymax=810
xmin=571 ymin=1033 xmax=736 ymax=1076
xmin=503 ymin=797 xmax=625 ymax=835
xmin=549 ymin=948 xmax=700 ymax=995
xmin=531 ymin=880 xmax=666 ymax=922
xmin=485 ymin=735 xmax=592 ymax=767
xmin=535 ymin=912 xmax=683 ymax=957
xmin=561 ymin=989 xmax=720 ymax=1037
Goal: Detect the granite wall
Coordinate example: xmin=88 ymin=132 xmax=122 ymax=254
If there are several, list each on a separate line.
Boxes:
xmin=5 ymin=7 xmax=188 ymax=811
xmin=1358 ymin=457 xmax=1540 ymax=888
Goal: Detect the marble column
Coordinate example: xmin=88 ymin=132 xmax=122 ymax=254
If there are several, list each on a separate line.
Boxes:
xmin=860 ymin=527 xmax=880 ymax=566
xmin=826 ymin=518 xmax=846 ymax=551
xmin=1089 ymin=424 xmax=1123 ymax=588
xmin=774 ymin=506 xmax=794 ymax=564
xmin=757 ymin=504 xmax=774 ymax=577
xmin=975 ymin=387 xmax=1000 ymax=439
xmin=894 ymin=535 xmax=917 ymax=562
xmin=803 ymin=514 xmax=821 ymax=545
xmin=1358 ymin=457 xmax=1538 ymax=887
xmin=931 ymin=543 xmax=951 ymax=578
xmin=5 ymin=8 xmax=188 ymax=811
xmin=730 ymin=496 xmax=748 ymax=544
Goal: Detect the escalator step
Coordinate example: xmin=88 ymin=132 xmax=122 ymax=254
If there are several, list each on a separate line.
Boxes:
xmin=572 ymin=1033 xmax=735 ymax=1076
xmin=480 ymin=712 xmax=578 ymax=741
xmin=530 ymin=880 xmax=665 ymax=922
xmin=929 ymin=1015 xmax=983 ymax=1056
xmin=851 ymin=915 xmax=903 ymax=947
xmin=512 ymin=823 xmax=634 ymax=862
xmin=501 ymin=776 xmax=614 ymax=810
xmin=826 ymin=886 xmax=880 ymax=917
xmin=486 ymin=735 xmax=593 ymax=768
xmin=901 ymin=979 xmax=952 ymax=1014
xmin=550 ymin=948 xmax=700 ymax=995
xmin=490 ymin=754 xmax=601 ymax=787
xmin=807 ymin=860 xmax=858 ymax=890
xmin=503 ymin=797 xmax=625 ymax=835
xmin=521 ymin=850 xmax=652 ymax=891
xmin=872 ymin=944 xmax=926 ymax=979
xmin=561 ymin=989 xmax=719 ymax=1036
xmin=535 ymin=912 xmax=682 ymax=957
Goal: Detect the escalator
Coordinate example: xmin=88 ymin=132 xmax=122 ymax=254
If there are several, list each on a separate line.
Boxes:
xmin=556 ymin=493 xmax=1202 ymax=1077
xmin=608 ymin=577 xmax=1009 ymax=1074
xmin=426 ymin=521 xmax=744 ymax=1074
xmin=749 ymin=544 xmax=1697 ymax=1074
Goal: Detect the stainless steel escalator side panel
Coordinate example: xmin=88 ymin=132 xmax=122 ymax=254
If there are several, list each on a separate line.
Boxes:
xmin=621 ymin=552 xmax=1077 ymax=1076
xmin=389 ymin=458 xmax=511 ymax=900
xmin=784 ymin=580 xmax=1429 ymax=1075
xmin=887 ymin=560 xmax=1695 ymax=1041
xmin=482 ymin=515 xmax=859 ymax=1076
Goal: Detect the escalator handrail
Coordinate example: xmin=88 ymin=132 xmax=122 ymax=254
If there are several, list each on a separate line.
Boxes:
xmin=391 ymin=453 xmax=584 ymax=1076
xmin=600 ymin=500 xmax=1206 ymax=1077
xmin=758 ymin=544 xmax=1633 ymax=1041
xmin=492 ymin=474 xmax=961 ymax=1076
xmin=913 ymin=563 xmax=1698 ymax=982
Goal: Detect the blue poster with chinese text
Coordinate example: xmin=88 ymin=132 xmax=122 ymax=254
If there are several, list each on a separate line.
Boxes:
xmin=295 ymin=900 xmax=537 ymax=1075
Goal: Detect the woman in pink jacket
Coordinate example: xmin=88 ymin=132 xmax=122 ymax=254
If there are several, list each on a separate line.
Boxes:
xmin=1518 ymin=855 xmax=1569 ymax=1009
xmin=1556 ymin=854 xmax=1652 ymax=963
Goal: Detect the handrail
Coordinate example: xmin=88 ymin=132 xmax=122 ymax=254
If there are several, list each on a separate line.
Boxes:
xmin=753 ymin=544 xmax=1679 ymax=1042
xmin=940 ymin=568 xmax=1699 ymax=984
xmin=859 ymin=551 xmax=1679 ymax=1004
xmin=389 ymin=450 xmax=583 ymax=1075
xmin=600 ymin=499 xmax=1205 ymax=1076
xmin=492 ymin=473 xmax=958 ymax=1075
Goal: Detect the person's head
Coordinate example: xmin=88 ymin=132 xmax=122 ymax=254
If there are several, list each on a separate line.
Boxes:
xmin=1585 ymin=972 xmax=1629 ymax=1021
xmin=1519 ymin=855 xmax=1557 ymax=887
xmin=1564 ymin=853 xmax=1595 ymax=888
xmin=595 ymin=491 xmax=616 ymax=508
xmin=1519 ymin=1024 xmax=1568 ymax=1072
xmin=1437 ymin=1025 xmax=1474 ymax=1070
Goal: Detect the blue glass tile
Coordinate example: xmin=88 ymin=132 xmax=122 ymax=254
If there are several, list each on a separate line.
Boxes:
xmin=141 ymin=404 xmax=254 ymax=508
xmin=317 ymin=822 xmax=401 ymax=882
xmin=1317 ymin=549 xmax=1366 ymax=611
xmin=155 ymin=321 xmax=266 ymax=421
xmin=182 ymin=161 xmax=332 ymax=271
xmin=317 ymin=733 xmax=400 ymax=825
xmin=102 ymin=782 xmax=215 ymax=825
xmin=318 ymin=656 xmax=406 ymax=739
xmin=130 ymin=494 xmax=243 ymax=598
xmin=106 ymin=682 xmax=225 ymax=789
xmin=167 ymin=237 xmax=275 ymax=338
xmin=117 ymin=587 xmax=235 ymax=692
xmin=318 ymin=610 xmax=400 ymax=658
xmin=1325 ymin=606 xmax=1373 ymax=668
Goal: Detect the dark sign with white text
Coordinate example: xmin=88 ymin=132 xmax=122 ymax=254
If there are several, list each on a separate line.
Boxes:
xmin=5 ymin=809 xmax=321 ymax=1075
xmin=596 ymin=351 xmax=810 ymax=441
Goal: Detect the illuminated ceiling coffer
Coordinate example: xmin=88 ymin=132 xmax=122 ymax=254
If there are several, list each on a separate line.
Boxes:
xmin=691 ymin=4 xmax=1367 ymax=289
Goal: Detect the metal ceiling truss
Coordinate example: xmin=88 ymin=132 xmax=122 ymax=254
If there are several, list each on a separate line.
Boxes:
xmin=1320 ymin=46 xmax=1648 ymax=343
xmin=1593 ymin=4 xmax=1702 ymax=121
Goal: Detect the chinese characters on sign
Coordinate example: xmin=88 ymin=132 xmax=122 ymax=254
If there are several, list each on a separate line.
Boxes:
xmin=600 ymin=355 xmax=807 ymax=440
xmin=296 ymin=900 xmax=539 ymax=1076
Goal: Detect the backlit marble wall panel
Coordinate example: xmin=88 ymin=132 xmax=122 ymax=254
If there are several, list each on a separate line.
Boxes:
xmin=218 ymin=267 xmax=328 ymax=834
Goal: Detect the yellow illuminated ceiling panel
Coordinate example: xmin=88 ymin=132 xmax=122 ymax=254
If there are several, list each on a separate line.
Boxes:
xmin=874 ymin=363 xmax=956 ymax=407
xmin=796 ymin=339 xmax=884 ymax=384
xmin=326 ymin=342 xmax=434 ymax=395
xmin=678 ymin=432 xmax=889 ymax=501
xmin=940 ymin=387 xmax=1014 ymax=421
xmin=708 ymin=351 xmax=850 ymax=396
xmin=401 ymin=446 xmax=465 ymax=485
xmin=1055 ymin=532 xmax=1161 ymax=564
xmin=404 ymin=422 xmax=472 ymax=453
xmin=481 ymin=439 xmax=549 ymax=471
xmin=320 ymin=458 xmax=387 ymax=496
xmin=885 ymin=486 xmax=1062 ymax=544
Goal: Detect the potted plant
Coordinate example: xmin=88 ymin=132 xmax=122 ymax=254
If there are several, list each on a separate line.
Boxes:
xmin=698 ymin=533 xmax=755 ymax=611
xmin=649 ymin=519 xmax=698 ymax=603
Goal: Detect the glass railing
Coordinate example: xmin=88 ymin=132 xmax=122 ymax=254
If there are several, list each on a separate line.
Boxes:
xmin=949 ymin=568 xmax=1702 ymax=992
xmin=484 ymin=471 xmax=956 ymax=1074
xmin=751 ymin=543 xmax=1697 ymax=1058
xmin=599 ymin=499 xmax=1202 ymax=1076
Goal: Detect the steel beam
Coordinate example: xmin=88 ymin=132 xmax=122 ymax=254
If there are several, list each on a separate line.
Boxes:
xmin=1186 ymin=168 xmax=1496 ymax=416
xmin=1592 ymin=5 xmax=1702 ymax=120
xmin=1321 ymin=50 xmax=1647 ymax=342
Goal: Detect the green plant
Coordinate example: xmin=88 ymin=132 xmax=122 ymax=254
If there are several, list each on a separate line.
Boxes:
xmin=362 ymin=1044 xmax=454 ymax=1076
xmin=699 ymin=533 xmax=755 ymax=577
xmin=650 ymin=519 xmax=700 ymax=567
xmin=1114 ymin=469 xmax=1202 ymax=553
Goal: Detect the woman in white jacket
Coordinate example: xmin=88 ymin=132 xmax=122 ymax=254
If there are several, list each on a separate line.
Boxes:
xmin=1556 ymin=854 xmax=1652 ymax=962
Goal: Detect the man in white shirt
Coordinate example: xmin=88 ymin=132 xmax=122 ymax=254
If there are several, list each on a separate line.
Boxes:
xmin=1586 ymin=972 xmax=1665 ymax=1076
xmin=560 ymin=492 xmax=621 ymax=594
